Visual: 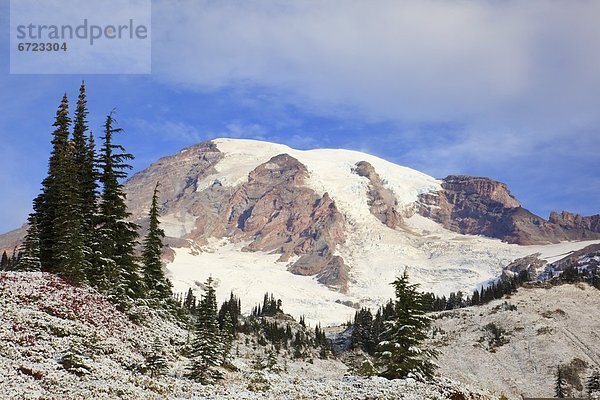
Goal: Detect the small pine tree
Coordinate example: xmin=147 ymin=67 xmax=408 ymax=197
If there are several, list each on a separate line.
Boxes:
xmin=0 ymin=251 xmax=8 ymax=271
xmin=183 ymin=288 xmax=197 ymax=312
xmin=221 ymin=310 xmax=235 ymax=363
xmin=142 ymin=182 xmax=173 ymax=301
xmin=374 ymin=272 xmax=438 ymax=381
xmin=188 ymin=277 xmax=222 ymax=383
xmin=18 ymin=212 xmax=42 ymax=271
xmin=588 ymin=369 xmax=600 ymax=395
xmin=146 ymin=338 xmax=168 ymax=378
xmin=555 ymin=365 xmax=567 ymax=398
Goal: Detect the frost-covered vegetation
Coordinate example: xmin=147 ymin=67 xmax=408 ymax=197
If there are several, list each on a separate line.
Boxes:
xmin=0 ymin=271 xmax=493 ymax=399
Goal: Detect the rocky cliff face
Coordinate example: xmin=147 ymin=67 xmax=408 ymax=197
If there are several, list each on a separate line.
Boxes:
xmin=418 ymin=175 xmax=600 ymax=245
xmin=219 ymin=154 xmax=348 ymax=291
xmin=549 ymin=211 xmax=600 ymax=235
xmin=352 ymin=161 xmax=402 ymax=229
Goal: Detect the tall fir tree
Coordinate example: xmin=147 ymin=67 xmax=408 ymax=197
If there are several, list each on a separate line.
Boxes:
xmin=374 ymin=272 xmax=438 ymax=381
xmin=97 ymin=113 xmax=141 ymax=302
xmin=35 ymin=94 xmax=71 ymax=273
xmin=141 ymin=182 xmax=173 ymax=300
xmin=189 ymin=277 xmax=222 ymax=383
xmin=53 ymin=138 xmax=87 ymax=284
xmin=71 ymin=82 xmax=97 ymax=282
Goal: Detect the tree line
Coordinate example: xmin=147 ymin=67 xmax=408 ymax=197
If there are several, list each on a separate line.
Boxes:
xmin=9 ymin=83 xmax=172 ymax=309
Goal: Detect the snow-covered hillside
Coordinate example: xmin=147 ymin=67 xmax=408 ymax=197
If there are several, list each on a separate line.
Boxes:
xmin=0 ymin=272 xmax=493 ymax=399
xmin=432 ymin=283 xmax=600 ymax=399
xmin=163 ymin=138 xmax=600 ymax=326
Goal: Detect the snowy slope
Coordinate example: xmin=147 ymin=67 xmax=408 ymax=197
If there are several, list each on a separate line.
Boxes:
xmin=431 ymin=283 xmax=600 ymax=399
xmin=165 ymin=138 xmax=600 ymax=326
xmin=0 ymin=272 xmax=493 ymax=400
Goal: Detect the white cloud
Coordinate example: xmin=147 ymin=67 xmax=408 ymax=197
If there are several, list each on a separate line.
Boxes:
xmin=151 ymin=0 xmax=600 ymax=132
xmin=128 ymin=118 xmax=205 ymax=142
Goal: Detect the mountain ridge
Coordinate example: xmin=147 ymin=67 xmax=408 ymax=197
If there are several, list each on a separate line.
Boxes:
xmin=2 ymin=138 xmax=599 ymax=324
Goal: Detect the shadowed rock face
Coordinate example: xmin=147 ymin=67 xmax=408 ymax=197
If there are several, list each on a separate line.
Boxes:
xmin=352 ymin=161 xmax=402 ymax=229
xmin=418 ymin=175 xmax=600 ymax=245
xmin=220 ymin=154 xmax=349 ymax=292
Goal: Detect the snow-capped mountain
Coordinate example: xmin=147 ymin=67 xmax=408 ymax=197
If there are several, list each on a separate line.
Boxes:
xmin=120 ymin=138 xmax=600 ymax=325
xmin=2 ymin=138 xmax=599 ymax=325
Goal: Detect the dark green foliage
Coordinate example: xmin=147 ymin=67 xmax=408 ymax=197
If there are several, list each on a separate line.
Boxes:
xmin=35 ymin=94 xmax=71 ymax=274
xmin=189 ymin=277 xmax=222 ymax=383
xmin=351 ymin=308 xmax=374 ymax=353
xmin=71 ymin=83 xmax=97 ymax=283
xmin=18 ymin=212 xmax=42 ymax=271
xmin=555 ymin=365 xmax=567 ymax=398
xmin=220 ymin=310 xmax=235 ymax=363
xmin=374 ymin=272 xmax=437 ymax=381
xmin=97 ymin=113 xmax=142 ymax=303
xmin=142 ymin=182 xmax=173 ymax=301
xmin=251 ymin=293 xmax=282 ymax=317
xmin=483 ymin=322 xmax=509 ymax=348
xmin=425 ymin=272 xmax=530 ymax=312
xmin=560 ymin=265 xmax=580 ymax=283
xmin=218 ymin=292 xmax=241 ymax=334
xmin=0 ymin=251 xmax=8 ymax=270
xmin=314 ymin=324 xmax=333 ymax=358
xmin=183 ymin=288 xmax=197 ymax=313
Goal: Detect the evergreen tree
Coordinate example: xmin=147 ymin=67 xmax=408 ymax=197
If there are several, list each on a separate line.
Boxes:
xmin=555 ymin=366 xmax=567 ymax=398
xmin=220 ymin=310 xmax=235 ymax=363
xmin=183 ymin=288 xmax=197 ymax=313
xmin=351 ymin=308 xmax=374 ymax=353
xmin=53 ymin=138 xmax=87 ymax=284
xmin=146 ymin=338 xmax=168 ymax=378
xmin=35 ymin=94 xmax=71 ymax=273
xmin=71 ymin=82 xmax=97 ymax=283
xmin=97 ymin=113 xmax=141 ymax=302
xmin=142 ymin=182 xmax=172 ymax=300
xmin=374 ymin=272 xmax=437 ymax=381
xmin=18 ymin=212 xmax=42 ymax=271
xmin=0 ymin=251 xmax=8 ymax=271
xmin=587 ymin=369 xmax=600 ymax=395
xmin=189 ymin=277 xmax=222 ymax=383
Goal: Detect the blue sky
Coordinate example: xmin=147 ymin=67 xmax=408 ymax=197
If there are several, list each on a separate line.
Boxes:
xmin=1 ymin=0 xmax=599 ymax=233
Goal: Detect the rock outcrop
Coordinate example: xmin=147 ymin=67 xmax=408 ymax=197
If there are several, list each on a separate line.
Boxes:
xmin=501 ymin=253 xmax=547 ymax=280
xmin=418 ymin=175 xmax=600 ymax=245
xmin=352 ymin=161 xmax=402 ymax=229
xmin=220 ymin=154 xmax=348 ymax=291
xmin=549 ymin=211 xmax=600 ymax=236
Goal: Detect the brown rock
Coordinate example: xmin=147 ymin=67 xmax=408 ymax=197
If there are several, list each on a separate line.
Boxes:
xmin=549 ymin=211 xmax=600 ymax=235
xmin=353 ymin=161 xmax=402 ymax=229
xmin=418 ymin=175 xmax=600 ymax=244
xmin=220 ymin=154 xmax=349 ymax=291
